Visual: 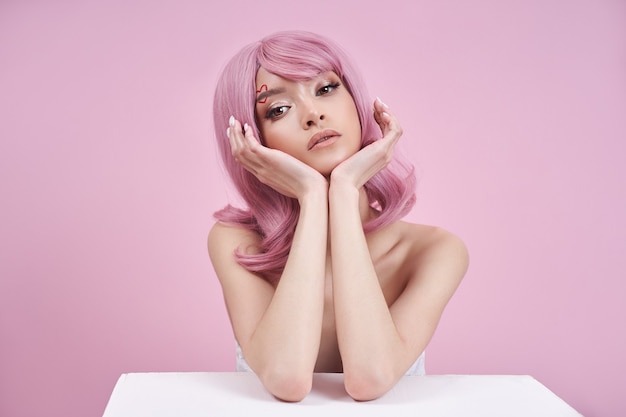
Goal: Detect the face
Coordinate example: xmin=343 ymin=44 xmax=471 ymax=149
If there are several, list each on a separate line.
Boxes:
xmin=254 ymin=67 xmax=362 ymax=176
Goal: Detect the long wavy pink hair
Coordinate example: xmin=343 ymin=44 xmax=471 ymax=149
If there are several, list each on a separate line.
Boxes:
xmin=212 ymin=31 xmax=416 ymax=283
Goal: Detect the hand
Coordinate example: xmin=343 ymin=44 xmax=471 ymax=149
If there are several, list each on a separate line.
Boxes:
xmin=330 ymin=98 xmax=402 ymax=189
xmin=227 ymin=116 xmax=327 ymax=200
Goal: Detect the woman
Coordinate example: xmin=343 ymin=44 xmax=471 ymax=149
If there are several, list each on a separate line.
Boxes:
xmin=208 ymin=30 xmax=468 ymax=402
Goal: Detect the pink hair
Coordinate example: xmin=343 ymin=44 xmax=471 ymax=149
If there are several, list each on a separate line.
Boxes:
xmin=212 ymin=31 xmax=416 ymax=283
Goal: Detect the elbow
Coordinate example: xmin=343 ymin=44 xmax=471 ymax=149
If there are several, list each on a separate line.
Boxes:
xmin=343 ymin=366 xmax=396 ymax=402
xmin=261 ymin=367 xmax=313 ymax=402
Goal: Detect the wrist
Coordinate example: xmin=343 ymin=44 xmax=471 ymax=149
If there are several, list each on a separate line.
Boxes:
xmin=299 ymin=181 xmax=329 ymax=205
xmin=329 ymin=180 xmax=360 ymax=204
xmin=329 ymin=176 xmax=359 ymax=194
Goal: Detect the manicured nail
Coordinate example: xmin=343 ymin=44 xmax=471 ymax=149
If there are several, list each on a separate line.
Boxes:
xmin=244 ymin=123 xmax=249 ymax=132
xmin=376 ymin=97 xmax=389 ymax=109
xmin=226 ymin=127 xmax=230 ymax=136
xmin=229 ymin=115 xmax=235 ymax=127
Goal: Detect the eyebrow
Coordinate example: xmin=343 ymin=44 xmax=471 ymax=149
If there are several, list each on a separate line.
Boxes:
xmin=256 ymin=87 xmax=286 ymax=104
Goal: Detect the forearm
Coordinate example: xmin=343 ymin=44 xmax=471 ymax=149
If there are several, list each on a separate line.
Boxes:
xmin=247 ymin=188 xmax=328 ymax=382
xmin=328 ymin=182 xmax=406 ymax=395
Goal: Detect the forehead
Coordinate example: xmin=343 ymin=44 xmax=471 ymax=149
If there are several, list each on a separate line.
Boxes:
xmin=255 ymin=67 xmax=289 ymax=86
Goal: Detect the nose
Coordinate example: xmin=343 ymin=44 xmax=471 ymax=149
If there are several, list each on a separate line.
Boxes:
xmin=302 ymin=101 xmax=325 ymax=128
xmin=306 ymin=114 xmax=325 ymax=127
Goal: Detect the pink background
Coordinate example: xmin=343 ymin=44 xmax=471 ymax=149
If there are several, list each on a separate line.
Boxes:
xmin=1 ymin=1 xmax=624 ymax=416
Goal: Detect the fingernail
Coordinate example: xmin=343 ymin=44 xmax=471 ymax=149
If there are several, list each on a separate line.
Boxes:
xmin=244 ymin=123 xmax=249 ymax=132
xmin=226 ymin=127 xmax=230 ymax=136
xmin=377 ymin=97 xmax=389 ymax=109
xmin=229 ymin=115 xmax=235 ymax=127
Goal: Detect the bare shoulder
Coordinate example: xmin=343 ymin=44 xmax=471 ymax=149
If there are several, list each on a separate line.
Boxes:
xmin=209 ymin=220 xmax=260 ymax=246
xmin=208 ymin=221 xmax=262 ymax=254
xmin=207 ymin=222 xmax=276 ymax=350
xmin=401 ymin=222 xmax=468 ymax=255
xmin=207 ymin=222 xmax=263 ymax=281
xmin=398 ymin=221 xmax=469 ymax=284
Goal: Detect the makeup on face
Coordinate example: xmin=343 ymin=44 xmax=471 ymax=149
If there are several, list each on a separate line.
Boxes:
xmin=251 ymin=68 xmax=362 ymax=177
xmin=256 ymin=84 xmax=269 ymax=104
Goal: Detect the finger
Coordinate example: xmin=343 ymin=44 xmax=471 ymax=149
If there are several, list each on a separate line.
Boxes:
xmin=228 ymin=116 xmax=243 ymax=147
xmin=373 ymin=109 xmax=391 ymax=128
xmin=242 ymin=123 xmax=262 ymax=149
xmin=229 ymin=117 xmax=257 ymax=170
xmin=374 ymin=108 xmax=401 ymax=139
xmin=383 ymin=114 xmax=403 ymax=147
xmin=227 ymin=118 xmax=240 ymax=155
xmin=231 ymin=118 xmax=259 ymax=153
xmin=374 ymin=96 xmax=389 ymax=113
xmin=239 ymin=121 xmax=268 ymax=172
xmin=372 ymin=100 xmax=403 ymax=149
xmin=373 ymin=98 xmax=394 ymax=130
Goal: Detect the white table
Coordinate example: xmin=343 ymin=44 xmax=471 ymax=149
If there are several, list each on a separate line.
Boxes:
xmin=102 ymin=372 xmax=581 ymax=416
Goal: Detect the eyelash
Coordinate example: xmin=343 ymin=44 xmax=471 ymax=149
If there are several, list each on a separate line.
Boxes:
xmin=265 ymin=105 xmax=290 ymax=120
xmin=317 ymin=82 xmax=341 ymax=96
xmin=264 ymin=82 xmax=341 ymax=120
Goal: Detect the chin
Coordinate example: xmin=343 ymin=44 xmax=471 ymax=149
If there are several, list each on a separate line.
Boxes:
xmin=314 ymin=147 xmax=358 ymax=174
xmin=312 ymin=159 xmax=346 ymax=177
xmin=317 ymin=167 xmax=336 ymax=177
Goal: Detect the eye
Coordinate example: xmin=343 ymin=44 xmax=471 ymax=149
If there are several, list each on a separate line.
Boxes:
xmin=265 ymin=105 xmax=290 ymax=120
xmin=317 ymin=82 xmax=341 ymax=96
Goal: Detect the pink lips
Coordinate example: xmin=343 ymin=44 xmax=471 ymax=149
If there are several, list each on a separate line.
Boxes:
xmin=308 ymin=129 xmax=341 ymax=150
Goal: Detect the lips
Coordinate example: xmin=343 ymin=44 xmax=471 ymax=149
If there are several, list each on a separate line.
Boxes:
xmin=308 ymin=129 xmax=341 ymax=150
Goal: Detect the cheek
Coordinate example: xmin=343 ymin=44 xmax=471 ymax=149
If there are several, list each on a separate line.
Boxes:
xmin=257 ymin=120 xmax=278 ymax=148
xmin=261 ymin=112 xmax=305 ymax=152
xmin=347 ymin=104 xmax=362 ymax=145
xmin=261 ymin=126 xmax=295 ymax=152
